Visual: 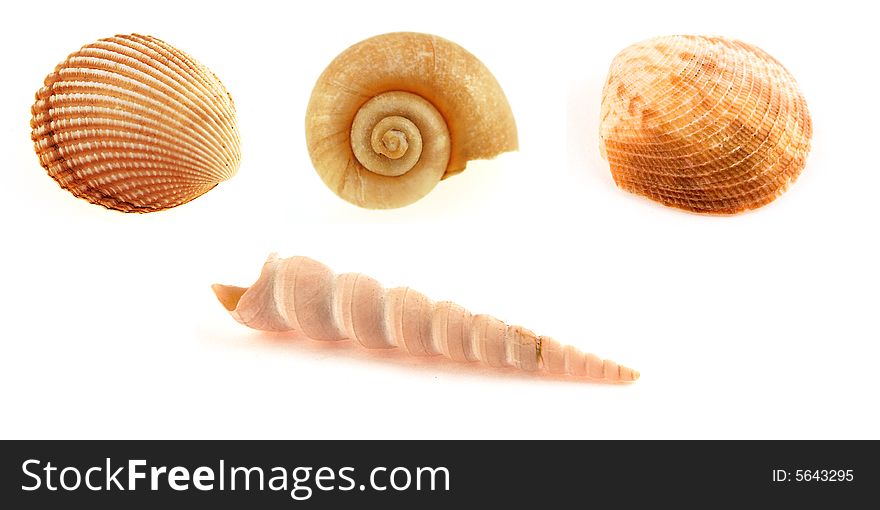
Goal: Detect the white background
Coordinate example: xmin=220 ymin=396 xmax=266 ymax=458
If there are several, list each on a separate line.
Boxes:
xmin=0 ymin=0 xmax=877 ymax=439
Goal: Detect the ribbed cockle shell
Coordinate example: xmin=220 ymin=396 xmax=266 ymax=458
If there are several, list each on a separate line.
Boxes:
xmin=31 ymin=34 xmax=241 ymax=213
xmin=600 ymin=36 xmax=812 ymax=214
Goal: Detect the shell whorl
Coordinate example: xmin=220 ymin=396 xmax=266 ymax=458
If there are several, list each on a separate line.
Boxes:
xmin=348 ymin=91 xmax=451 ymax=195
xmin=30 ymin=34 xmax=241 ymax=213
xmin=213 ymin=255 xmax=638 ymax=382
xmin=600 ymin=35 xmax=812 ymax=214
xmin=305 ymin=32 xmax=518 ymax=209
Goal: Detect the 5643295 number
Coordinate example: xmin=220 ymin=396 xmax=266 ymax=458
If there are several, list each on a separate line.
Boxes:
xmin=795 ymin=469 xmax=853 ymax=482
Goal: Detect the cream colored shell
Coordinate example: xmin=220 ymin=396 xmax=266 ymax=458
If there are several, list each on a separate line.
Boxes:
xmin=31 ymin=34 xmax=241 ymax=213
xmin=600 ymin=36 xmax=812 ymax=214
xmin=213 ymin=255 xmax=638 ymax=382
xmin=305 ymin=32 xmax=518 ymax=209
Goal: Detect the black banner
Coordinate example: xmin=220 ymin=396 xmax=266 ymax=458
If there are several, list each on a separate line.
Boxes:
xmin=2 ymin=441 xmax=874 ymax=507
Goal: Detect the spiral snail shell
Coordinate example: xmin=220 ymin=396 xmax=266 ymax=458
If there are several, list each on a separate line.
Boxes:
xmin=600 ymin=36 xmax=812 ymax=214
xmin=213 ymin=255 xmax=638 ymax=382
xmin=305 ymin=32 xmax=518 ymax=209
xmin=31 ymin=34 xmax=241 ymax=212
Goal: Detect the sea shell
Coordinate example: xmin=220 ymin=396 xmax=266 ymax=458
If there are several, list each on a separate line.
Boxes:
xmin=31 ymin=34 xmax=241 ymax=213
xmin=599 ymin=36 xmax=812 ymax=214
xmin=213 ymin=255 xmax=638 ymax=382
xmin=305 ymin=32 xmax=518 ymax=209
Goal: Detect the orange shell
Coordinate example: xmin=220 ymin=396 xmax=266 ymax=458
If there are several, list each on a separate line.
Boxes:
xmin=31 ymin=34 xmax=241 ymax=213
xmin=600 ymin=36 xmax=812 ymax=214
xmin=305 ymin=32 xmax=518 ymax=209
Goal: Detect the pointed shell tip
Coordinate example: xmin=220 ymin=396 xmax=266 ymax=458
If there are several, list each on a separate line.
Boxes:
xmin=212 ymin=284 xmax=247 ymax=312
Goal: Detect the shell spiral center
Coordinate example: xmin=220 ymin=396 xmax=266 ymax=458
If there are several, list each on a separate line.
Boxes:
xmin=375 ymin=125 xmax=409 ymax=160
xmin=350 ymin=91 xmax=447 ymax=178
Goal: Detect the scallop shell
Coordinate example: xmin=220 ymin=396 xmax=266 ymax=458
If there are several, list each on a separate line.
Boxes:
xmin=600 ymin=36 xmax=812 ymax=214
xmin=31 ymin=34 xmax=241 ymax=213
xmin=305 ymin=32 xmax=518 ymax=209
